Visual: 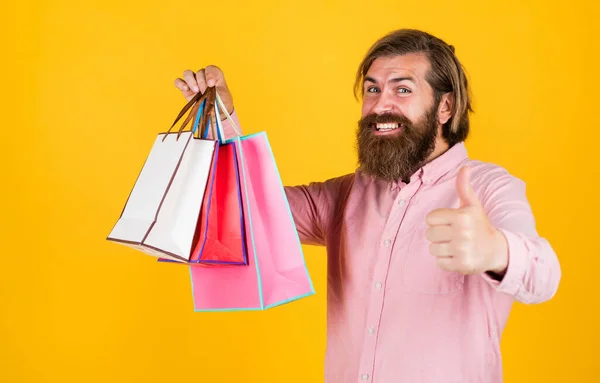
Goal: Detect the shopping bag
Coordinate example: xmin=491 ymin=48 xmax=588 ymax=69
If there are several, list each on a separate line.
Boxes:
xmin=107 ymin=90 xmax=218 ymax=262
xmin=189 ymin=92 xmax=315 ymax=311
xmin=152 ymin=87 xmax=249 ymax=266
xmin=187 ymin=104 xmax=248 ymax=266
xmin=188 ymin=142 xmax=248 ymax=265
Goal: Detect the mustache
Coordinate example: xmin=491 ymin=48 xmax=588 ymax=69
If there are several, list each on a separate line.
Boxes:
xmin=359 ymin=112 xmax=413 ymax=127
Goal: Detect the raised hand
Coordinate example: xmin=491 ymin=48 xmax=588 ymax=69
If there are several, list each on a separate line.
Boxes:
xmin=425 ymin=166 xmax=509 ymax=276
xmin=174 ymin=65 xmax=234 ymax=118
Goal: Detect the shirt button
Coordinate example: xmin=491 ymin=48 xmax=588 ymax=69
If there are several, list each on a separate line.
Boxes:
xmin=361 ymin=373 xmax=370 ymax=381
xmin=424 ymin=179 xmax=432 ymax=184
xmin=368 ymin=327 xmax=376 ymax=335
xmin=375 ymin=282 xmax=383 ymax=289
xmin=398 ymin=199 xmax=406 ymax=206
xmin=383 ymin=238 xmax=391 ymax=246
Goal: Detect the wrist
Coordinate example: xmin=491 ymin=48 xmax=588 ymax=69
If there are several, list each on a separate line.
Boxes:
xmin=219 ymin=107 xmax=234 ymax=121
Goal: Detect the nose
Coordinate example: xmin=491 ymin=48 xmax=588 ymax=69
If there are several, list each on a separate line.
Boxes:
xmin=371 ymin=91 xmax=395 ymax=115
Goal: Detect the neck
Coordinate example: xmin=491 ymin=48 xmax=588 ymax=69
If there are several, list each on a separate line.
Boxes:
xmin=402 ymin=138 xmax=450 ymax=184
xmin=425 ymin=135 xmax=450 ymax=164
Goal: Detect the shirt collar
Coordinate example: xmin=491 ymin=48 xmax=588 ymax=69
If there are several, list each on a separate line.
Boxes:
xmin=393 ymin=142 xmax=469 ymax=190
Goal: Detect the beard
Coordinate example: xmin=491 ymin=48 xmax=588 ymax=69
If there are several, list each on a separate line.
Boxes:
xmin=356 ymin=104 xmax=439 ymax=183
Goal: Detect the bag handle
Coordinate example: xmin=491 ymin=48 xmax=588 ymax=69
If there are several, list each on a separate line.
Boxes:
xmin=161 ymin=87 xmax=239 ymax=144
xmin=162 ymin=90 xmax=205 ymax=141
xmin=192 ymin=87 xmax=220 ymax=141
xmin=215 ymin=91 xmax=242 ymax=137
xmin=210 ymin=104 xmax=223 ymax=143
xmin=198 ymin=88 xmax=239 ymax=144
xmin=162 ymin=87 xmax=218 ymax=141
xmin=212 ymin=94 xmax=227 ymax=142
xmin=191 ymin=97 xmax=206 ymax=137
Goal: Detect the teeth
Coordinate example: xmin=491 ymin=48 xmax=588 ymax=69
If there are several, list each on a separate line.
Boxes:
xmin=376 ymin=123 xmax=400 ymax=131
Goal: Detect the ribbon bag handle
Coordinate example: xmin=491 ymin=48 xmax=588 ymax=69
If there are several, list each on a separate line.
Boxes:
xmin=198 ymin=87 xmax=233 ymax=145
xmin=162 ymin=90 xmax=207 ymax=141
xmin=191 ymin=97 xmax=206 ymax=136
xmin=202 ymin=88 xmax=224 ymax=143
xmin=213 ymin=95 xmax=227 ymax=143
xmin=160 ymin=87 xmax=236 ymax=144
xmin=215 ymin=91 xmax=242 ymax=137
xmin=162 ymin=87 xmax=219 ymax=141
xmin=196 ymin=87 xmax=216 ymax=140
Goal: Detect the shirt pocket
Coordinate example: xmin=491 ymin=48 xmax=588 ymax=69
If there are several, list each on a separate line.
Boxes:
xmin=402 ymin=227 xmax=465 ymax=294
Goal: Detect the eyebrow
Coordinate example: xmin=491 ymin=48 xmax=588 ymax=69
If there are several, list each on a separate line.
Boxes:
xmin=363 ymin=76 xmax=417 ymax=85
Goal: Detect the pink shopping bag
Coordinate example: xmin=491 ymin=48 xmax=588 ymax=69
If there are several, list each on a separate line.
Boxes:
xmin=189 ymin=93 xmax=315 ymax=311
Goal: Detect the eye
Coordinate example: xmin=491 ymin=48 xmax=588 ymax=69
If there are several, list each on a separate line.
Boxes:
xmin=398 ymin=88 xmax=411 ymax=94
xmin=366 ymin=86 xmax=380 ymax=93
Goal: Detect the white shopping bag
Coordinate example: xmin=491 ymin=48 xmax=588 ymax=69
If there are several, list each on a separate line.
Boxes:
xmin=107 ymin=90 xmax=218 ymax=262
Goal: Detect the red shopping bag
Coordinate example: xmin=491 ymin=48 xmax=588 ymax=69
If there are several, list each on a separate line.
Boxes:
xmin=189 ymin=140 xmax=248 ymax=265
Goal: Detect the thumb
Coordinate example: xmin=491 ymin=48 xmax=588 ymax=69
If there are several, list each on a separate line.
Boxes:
xmin=456 ymin=165 xmax=479 ymax=208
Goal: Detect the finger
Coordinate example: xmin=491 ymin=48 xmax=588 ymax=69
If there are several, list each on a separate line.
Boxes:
xmin=195 ymin=69 xmax=208 ymax=93
xmin=204 ymin=65 xmax=223 ymax=87
xmin=425 ymin=208 xmax=458 ymax=226
xmin=456 ymin=166 xmax=480 ymax=208
xmin=183 ymin=70 xmax=200 ymax=93
xmin=425 ymin=225 xmax=453 ymax=243
xmin=174 ymin=78 xmax=190 ymax=92
xmin=435 ymin=257 xmax=458 ymax=272
xmin=429 ymin=242 xmax=455 ymax=257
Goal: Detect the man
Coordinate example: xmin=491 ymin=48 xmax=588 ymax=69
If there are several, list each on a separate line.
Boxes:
xmin=174 ymin=29 xmax=561 ymax=383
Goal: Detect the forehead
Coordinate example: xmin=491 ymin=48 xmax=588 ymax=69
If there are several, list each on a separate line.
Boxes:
xmin=365 ymin=53 xmax=431 ymax=84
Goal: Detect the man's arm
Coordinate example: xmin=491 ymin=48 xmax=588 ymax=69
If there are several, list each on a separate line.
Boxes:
xmin=284 ymin=178 xmax=350 ymax=247
xmin=478 ymin=170 xmax=562 ymax=304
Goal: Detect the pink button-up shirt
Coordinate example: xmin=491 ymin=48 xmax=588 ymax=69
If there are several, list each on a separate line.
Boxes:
xmin=221 ymin=112 xmax=561 ymax=383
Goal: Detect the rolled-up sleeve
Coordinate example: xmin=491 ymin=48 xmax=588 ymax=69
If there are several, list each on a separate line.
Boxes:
xmin=285 ymin=175 xmax=353 ymax=247
xmin=479 ymin=172 xmax=561 ymax=304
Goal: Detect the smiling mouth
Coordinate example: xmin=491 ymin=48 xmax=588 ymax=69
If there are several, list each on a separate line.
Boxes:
xmin=375 ymin=122 xmax=404 ymax=132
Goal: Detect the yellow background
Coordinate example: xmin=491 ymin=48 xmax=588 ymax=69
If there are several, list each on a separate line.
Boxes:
xmin=1 ymin=0 xmax=598 ymax=382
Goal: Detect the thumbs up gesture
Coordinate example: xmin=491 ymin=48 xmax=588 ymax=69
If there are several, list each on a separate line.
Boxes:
xmin=425 ymin=166 xmax=509 ymax=276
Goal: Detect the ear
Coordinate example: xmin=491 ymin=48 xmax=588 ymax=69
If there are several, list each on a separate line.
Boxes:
xmin=437 ymin=92 xmax=455 ymax=125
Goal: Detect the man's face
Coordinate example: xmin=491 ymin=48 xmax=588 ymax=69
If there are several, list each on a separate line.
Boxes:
xmin=357 ymin=53 xmax=447 ymax=182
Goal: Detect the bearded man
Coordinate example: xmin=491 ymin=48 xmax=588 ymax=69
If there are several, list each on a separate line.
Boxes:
xmin=174 ymin=28 xmax=561 ymax=383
